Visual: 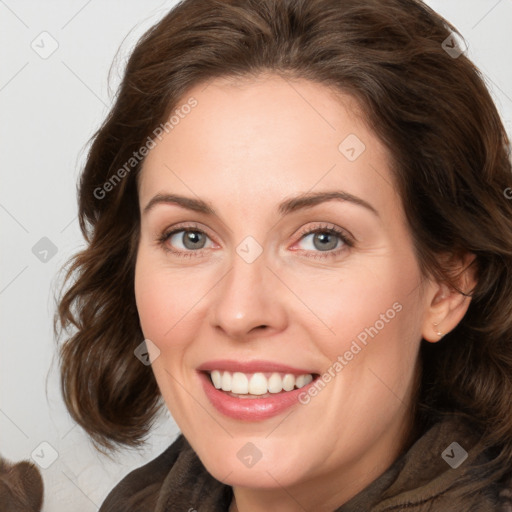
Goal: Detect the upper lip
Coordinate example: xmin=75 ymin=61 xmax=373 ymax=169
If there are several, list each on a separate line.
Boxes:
xmin=197 ymin=359 xmax=318 ymax=376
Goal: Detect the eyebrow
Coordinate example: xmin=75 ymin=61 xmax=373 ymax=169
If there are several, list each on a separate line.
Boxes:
xmin=143 ymin=191 xmax=379 ymax=218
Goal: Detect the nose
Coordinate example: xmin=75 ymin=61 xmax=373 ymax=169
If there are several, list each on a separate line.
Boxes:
xmin=209 ymin=249 xmax=288 ymax=340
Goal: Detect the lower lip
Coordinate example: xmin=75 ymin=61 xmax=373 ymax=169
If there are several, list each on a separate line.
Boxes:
xmin=198 ymin=371 xmax=318 ymax=421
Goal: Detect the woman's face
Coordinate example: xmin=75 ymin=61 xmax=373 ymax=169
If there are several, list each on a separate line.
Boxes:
xmin=135 ymin=74 xmax=436 ymax=501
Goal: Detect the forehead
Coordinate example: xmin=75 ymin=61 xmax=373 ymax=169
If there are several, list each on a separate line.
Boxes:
xmin=138 ymin=74 xmax=400 ymax=219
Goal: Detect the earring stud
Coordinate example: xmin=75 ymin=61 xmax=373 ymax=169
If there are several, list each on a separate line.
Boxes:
xmin=433 ymin=322 xmax=443 ymax=338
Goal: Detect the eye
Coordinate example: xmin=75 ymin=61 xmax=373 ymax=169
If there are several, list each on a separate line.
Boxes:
xmin=158 ymin=224 xmax=215 ymax=256
xmin=293 ymin=223 xmax=353 ymax=259
xmin=169 ymin=230 xmax=211 ymax=250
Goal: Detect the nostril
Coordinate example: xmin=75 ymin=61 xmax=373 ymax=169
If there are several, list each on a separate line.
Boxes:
xmin=249 ymin=325 xmax=268 ymax=333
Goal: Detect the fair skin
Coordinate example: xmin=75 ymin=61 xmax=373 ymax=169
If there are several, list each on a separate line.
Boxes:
xmin=134 ymin=74 xmax=473 ymax=512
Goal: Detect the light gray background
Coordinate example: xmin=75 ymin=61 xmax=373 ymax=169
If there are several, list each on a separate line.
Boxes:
xmin=1 ymin=1 xmax=511 ymax=510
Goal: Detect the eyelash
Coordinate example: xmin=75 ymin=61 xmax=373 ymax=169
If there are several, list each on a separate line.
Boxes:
xmin=157 ymin=222 xmax=354 ymax=260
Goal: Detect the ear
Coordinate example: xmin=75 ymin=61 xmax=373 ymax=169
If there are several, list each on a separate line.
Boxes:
xmin=422 ymin=252 xmax=477 ymax=343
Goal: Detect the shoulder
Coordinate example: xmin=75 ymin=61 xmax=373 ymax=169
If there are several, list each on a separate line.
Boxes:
xmin=368 ymin=414 xmax=512 ymax=511
xmin=99 ymin=434 xmax=187 ymax=512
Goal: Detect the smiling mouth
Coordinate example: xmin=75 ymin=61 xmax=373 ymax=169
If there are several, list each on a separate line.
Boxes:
xmin=204 ymin=370 xmax=319 ymax=398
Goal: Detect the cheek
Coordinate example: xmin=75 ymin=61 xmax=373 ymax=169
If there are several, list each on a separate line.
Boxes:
xmin=291 ymin=256 xmax=420 ymax=360
xmin=134 ymin=251 xmax=204 ymax=345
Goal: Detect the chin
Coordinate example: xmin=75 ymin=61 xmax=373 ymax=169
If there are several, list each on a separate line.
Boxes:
xmin=193 ymin=438 xmax=307 ymax=489
xmin=207 ymin=458 xmax=301 ymax=489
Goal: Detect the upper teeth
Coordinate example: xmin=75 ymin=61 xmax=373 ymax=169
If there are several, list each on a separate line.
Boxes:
xmin=209 ymin=370 xmax=314 ymax=395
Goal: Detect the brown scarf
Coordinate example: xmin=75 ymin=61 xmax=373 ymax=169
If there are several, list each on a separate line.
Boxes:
xmin=100 ymin=416 xmax=511 ymax=511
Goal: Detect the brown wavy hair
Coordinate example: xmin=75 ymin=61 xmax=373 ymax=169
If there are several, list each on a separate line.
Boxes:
xmin=57 ymin=0 xmax=512 ymax=485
